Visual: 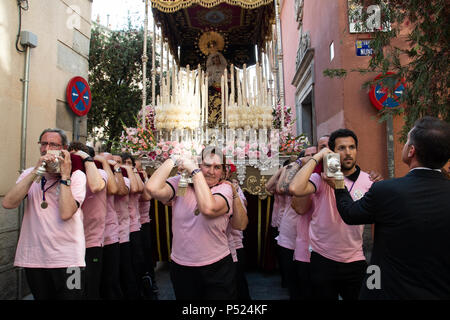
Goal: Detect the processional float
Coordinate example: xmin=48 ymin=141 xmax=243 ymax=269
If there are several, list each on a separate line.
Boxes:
xmin=127 ymin=0 xmax=307 ymax=198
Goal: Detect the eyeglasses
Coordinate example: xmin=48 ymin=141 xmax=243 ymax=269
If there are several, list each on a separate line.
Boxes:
xmin=38 ymin=141 xmax=62 ymax=148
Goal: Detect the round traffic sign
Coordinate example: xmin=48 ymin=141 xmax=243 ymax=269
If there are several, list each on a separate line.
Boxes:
xmin=369 ymin=72 xmax=406 ymax=110
xmin=66 ymin=76 xmax=92 ymax=116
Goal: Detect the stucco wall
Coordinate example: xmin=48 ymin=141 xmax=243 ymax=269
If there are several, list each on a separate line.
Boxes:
xmin=0 ymin=0 xmax=92 ymax=299
xmin=280 ymin=0 xmax=299 ymax=114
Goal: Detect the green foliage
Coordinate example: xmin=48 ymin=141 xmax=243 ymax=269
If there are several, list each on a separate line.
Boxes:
xmin=88 ymin=23 xmax=159 ymax=151
xmin=325 ymin=0 xmax=449 ymax=141
xmin=323 ymin=68 xmax=347 ymax=78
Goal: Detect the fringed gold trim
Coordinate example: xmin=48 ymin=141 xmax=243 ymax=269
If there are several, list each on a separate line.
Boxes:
xmin=151 ymin=0 xmax=273 ymax=12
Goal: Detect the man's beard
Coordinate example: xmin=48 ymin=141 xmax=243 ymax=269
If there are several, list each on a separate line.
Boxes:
xmin=341 ymin=159 xmax=356 ymax=171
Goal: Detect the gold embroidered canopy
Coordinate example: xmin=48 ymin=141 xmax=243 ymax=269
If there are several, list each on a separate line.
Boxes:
xmin=151 ymin=0 xmax=274 ymax=12
xmin=151 ymin=0 xmax=275 ymax=68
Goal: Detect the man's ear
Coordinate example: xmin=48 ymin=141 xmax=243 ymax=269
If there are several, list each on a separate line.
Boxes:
xmin=408 ymin=144 xmax=416 ymax=158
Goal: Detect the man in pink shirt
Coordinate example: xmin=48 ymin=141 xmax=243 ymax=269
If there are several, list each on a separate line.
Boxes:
xmin=275 ymin=145 xmax=316 ymax=300
xmin=98 ymin=152 xmax=122 ymax=299
xmin=121 ymin=153 xmax=147 ymax=299
xmin=289 ymin=129 xmax=375 ymax=300
xmin=113 ymin=154 xmax=139 ymax=299
xmin=136 ymin=159 xmax=159 ymax=299
xmin=146 ymin=146 xmax=247 ymax=299
xmin=291 ymin=143 xmax=322 ymax=300
xmin=2 ymin=128 xmax=86 ymax=300
xmin=68 ymin=142 xmax=108 ymax=300
xmin=265 ymin=159 xmax=292 ymax=288
xmin=225 ymin=165 xmax=250 ymax=300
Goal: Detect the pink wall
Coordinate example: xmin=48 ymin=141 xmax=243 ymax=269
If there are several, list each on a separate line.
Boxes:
xmin=280 ymin=1 xmax=299 ymax=113
xmin=303 ymin=0 xmax=344 ymax=132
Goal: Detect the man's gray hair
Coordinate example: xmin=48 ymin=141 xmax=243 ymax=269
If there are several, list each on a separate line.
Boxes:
xmin=39 ymin=128 xmax=69 ymax=146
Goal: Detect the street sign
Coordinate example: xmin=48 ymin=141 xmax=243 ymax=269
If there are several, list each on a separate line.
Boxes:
xmin=66 ymin=76 xmax=91 ymax=116
xmin=369 ymin=72 xmax=406 ymax=110
xmin=356 ymin=40 xmax=373 ymax=56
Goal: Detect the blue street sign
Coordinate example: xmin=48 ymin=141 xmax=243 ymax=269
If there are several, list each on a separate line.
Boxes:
xmin=356 ymin=40 xmax=373 ymax=56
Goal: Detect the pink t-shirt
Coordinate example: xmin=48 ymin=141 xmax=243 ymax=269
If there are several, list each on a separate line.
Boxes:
xmin=271 ymin=193 xmax=285 ymax=228
xmin=227 ymin=188 xmax=246 ymax=262
xmin=139 ymin=196 xmax=151 ymax=225
xmin=81 ymin=169 xmax=108 ymax=248
xmin=167 ymin=175 xmax=233 ymax=266
xmin=128 ymin=192 xmax=141 ymax=233
xmin=115 ymin=177 xmax=130 ymax=243
xmin=277 ymin=196 xmax=299 ymax=250
xmin=308 ymin=171 xmax=373 ymax=263
xmin=104 ymin=190 xmax=120 ymax=246
xmin=294 ymin=209 xmax=313 ymax=263
xmin=14 ymin=168 xmax=87 ymax=268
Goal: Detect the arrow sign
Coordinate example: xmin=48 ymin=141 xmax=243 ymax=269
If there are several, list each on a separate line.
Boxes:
xmin=66 ymin=76 xmax=92 ymax=116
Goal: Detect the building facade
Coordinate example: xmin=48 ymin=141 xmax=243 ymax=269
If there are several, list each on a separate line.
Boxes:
xmin=0 ymin=0 xmax=92 ymax=299
xmin=279 ymin=0 xmax=409 ymax=178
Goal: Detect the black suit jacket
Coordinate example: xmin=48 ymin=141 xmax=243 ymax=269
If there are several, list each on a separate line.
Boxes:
xmin=335 ymin=169 xmax=450 ymax=299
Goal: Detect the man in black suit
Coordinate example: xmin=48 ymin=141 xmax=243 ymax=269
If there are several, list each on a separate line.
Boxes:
xmin=333 ymin=116 xmax=450 ymax=299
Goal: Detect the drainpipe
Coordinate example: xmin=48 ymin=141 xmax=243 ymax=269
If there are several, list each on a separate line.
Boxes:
xmin=18 ymin=30 xmax=37 ymax=300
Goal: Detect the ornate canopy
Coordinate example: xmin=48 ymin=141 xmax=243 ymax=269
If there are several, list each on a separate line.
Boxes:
xmin=151 ymin=0 xmax=275 ymax=68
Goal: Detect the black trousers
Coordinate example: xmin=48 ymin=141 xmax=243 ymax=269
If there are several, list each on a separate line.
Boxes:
xmin=130 ymin=230 xmax=146 ymax=298
xmin=277 ymin=245 xmax=300 ymax=299
xmin=170 ymin=254 xmax=237 ymax=300
xmin=310 ymin=251 xmax=367 ymax=300
xmin=84 ymin=246 xmax=103 ymax=300
xmin=140 ymin=222 xmax=156 ymax=280
xmin=100 ymin=242 xmax=123 ymax=300
xmin=25 ymin=267 xmax=84 ymax=300
xmin=294 ymin=260 xmax=312 ymax=300
xmin=235 ymin=248 xmax=251 ymax=300
xmin=119 ymin=241 xmax=139 ymax=299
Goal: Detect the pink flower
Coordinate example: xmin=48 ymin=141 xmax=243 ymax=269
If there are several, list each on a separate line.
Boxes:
xmin=155 ymin=149 xmax=162 ymax=155
xmin=162 ymin=144 xmax=169 ymax=152
xmin=162 ymin=152 xmax=169 ymax=159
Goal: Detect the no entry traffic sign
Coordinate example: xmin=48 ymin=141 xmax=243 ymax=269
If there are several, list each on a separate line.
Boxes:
xmin=369 ymin=72 xmax=406 ymax=111
xmin=66 ymin=76 xmax=92 ymax=116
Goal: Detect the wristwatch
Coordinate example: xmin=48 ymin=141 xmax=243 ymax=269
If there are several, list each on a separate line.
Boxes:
xmin=60 ymin=179 xmax=71 ymax=186
xmin=83 ymin=156 xmax=94 ymax=163
xmin=114 ymin=167 xmax=121 ymax=173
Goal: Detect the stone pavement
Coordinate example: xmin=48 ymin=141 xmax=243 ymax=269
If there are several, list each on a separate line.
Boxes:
xmin=23 ymin=262 xmax=290 ymax=300
xmin=155 ymin=261 xmax=289 ymax=300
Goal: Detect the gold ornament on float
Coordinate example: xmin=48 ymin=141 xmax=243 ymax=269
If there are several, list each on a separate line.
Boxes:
xmin=198 ymin=30 xmax=225 ymax=56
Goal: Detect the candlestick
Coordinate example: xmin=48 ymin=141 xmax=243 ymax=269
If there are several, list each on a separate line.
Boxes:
xmin=243 ymin=64 xmax=247 ymax=107
xmin=224 ymin=67 xmax=228 ymax=124
xmin=221 ymin=75 xmax=225 ymax=123
xmin=205 ymin=75 xmax=209 ymax=125
xmin=230 ymin=64 xmax=235 ymax=105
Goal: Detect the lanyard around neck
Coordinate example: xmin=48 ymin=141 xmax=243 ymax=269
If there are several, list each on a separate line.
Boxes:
xmin=41 ymin=176 xmax=60 ymax=203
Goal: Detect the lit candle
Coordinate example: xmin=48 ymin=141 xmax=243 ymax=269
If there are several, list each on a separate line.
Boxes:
xmin=205 ymin=75 xmax=209 ymax=125
xmin=243 ymin=64 xmax=247 ymax=107
xmin=221 ymin=74 xmax=225 ymax=123
xmin=224 ymin=67 xmax=228 ymax=124
xmin=230 ymin=64 xmax=235 ymax=105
